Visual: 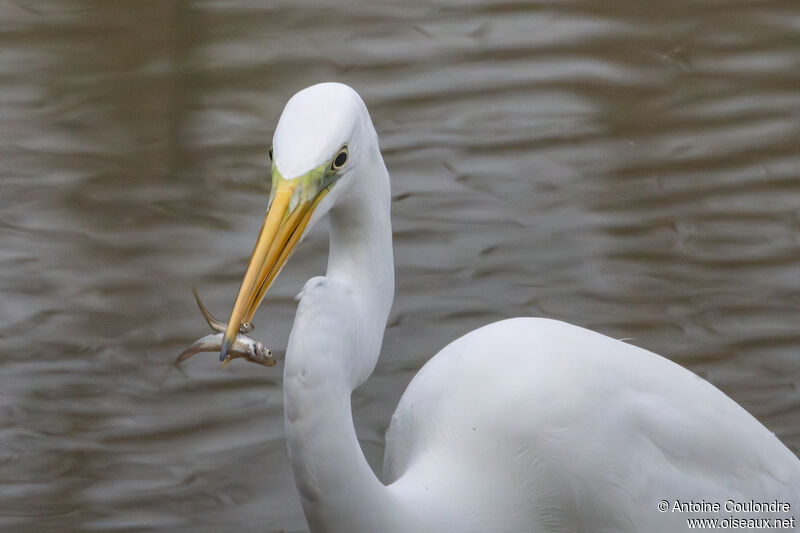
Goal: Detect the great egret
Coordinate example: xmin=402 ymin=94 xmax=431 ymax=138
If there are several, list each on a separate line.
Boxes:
xmin=213 ymin=82 xmax=799 ymax=532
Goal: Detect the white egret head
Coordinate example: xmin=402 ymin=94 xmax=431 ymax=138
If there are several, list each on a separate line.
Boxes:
xmin=219 ymin=82 xmax=382 ymax=361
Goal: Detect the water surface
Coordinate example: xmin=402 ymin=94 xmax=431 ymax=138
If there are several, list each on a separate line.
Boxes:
xmin=1 ymin=1 xmax=799 ymax=531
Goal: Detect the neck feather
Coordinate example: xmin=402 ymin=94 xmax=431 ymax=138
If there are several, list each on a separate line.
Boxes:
xmin=283 ymin=146 xmax=394 ymax=531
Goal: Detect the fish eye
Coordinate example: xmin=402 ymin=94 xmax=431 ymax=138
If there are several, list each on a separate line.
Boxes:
xmin=268 ymin=146 xmax=273 ymax=161
xmin=331 ymin=145 xmax=348 ymax=171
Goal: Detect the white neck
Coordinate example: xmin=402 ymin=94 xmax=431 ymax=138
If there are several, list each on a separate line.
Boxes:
xmin=282 ymin=146 xmax=395 ymax=532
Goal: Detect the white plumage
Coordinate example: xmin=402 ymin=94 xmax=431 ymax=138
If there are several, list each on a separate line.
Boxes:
xmin=385 ymin=318 xmax=799 ymax=532
xmin=217 ymin=82 xmax=800 ymax=532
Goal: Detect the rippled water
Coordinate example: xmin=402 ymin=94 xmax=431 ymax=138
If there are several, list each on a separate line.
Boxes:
xmin=1 ymin=1 xmax=799 ymax=531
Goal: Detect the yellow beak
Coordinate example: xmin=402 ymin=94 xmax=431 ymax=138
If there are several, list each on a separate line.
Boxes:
xmin=220 ymin=163 xmax=331 ymax=362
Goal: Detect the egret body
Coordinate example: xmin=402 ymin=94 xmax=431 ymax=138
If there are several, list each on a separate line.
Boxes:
xmin=217 ymin=83 xmax=800 ymax=532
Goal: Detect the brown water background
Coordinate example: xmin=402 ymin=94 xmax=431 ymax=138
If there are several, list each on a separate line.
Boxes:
xmin=1 ymin=1 xmax=799 ymax=531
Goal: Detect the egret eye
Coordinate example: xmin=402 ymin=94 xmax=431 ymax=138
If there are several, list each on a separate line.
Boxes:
xmin=268 ymin=146 xmax=273 ymax=161
xmin=331 ymin=146 xmax=348 ymax=171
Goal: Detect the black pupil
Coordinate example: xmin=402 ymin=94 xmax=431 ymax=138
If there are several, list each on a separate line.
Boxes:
xmin=334 ymin=151 xmax=347 ymax=168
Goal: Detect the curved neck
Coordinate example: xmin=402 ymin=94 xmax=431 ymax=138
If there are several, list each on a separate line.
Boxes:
xmin=283 ymin=146 xmax=394 ymax=532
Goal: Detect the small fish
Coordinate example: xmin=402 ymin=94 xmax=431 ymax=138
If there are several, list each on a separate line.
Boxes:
xmin=176 ymin=332 xmax=275 ymax=368
xmin=176 ymin=288 xmax=275 ymax=368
